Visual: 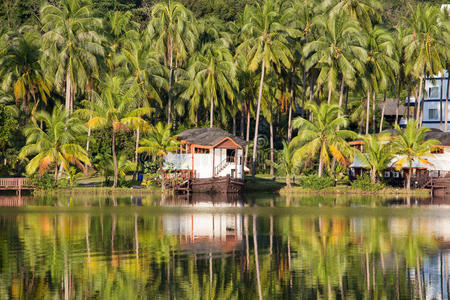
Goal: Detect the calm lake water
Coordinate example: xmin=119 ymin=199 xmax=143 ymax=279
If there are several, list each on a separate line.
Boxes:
xmin=0 ymin=193 xmax=450 ymax=299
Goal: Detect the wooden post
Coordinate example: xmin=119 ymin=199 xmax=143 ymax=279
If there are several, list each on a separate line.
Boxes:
xmin=192 ymin=146 xmax=195 ymax=177
xmin=241 ymin=149 xmax=244 ymax=180
xmin=235 ymin=149 xmax=238 ymax=179
xmin=212 ymin=148 xmax=215 ymax=177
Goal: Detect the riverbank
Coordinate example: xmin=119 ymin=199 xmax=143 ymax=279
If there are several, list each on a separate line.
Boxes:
xmin=279 ymin=186 xmax=431 ymax=197
xmin=33 ymin=186 xmax=161 ymax=197
xmin=30 ymin=175 xmax=431 ymax=198
xmin=245 ymin=176 xmax=431 ymax=197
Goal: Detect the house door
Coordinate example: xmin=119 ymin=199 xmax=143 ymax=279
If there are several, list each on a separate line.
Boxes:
xmin=231 ymin=169 xmax=235 ymax=178
xmin=226 ymin=149 xmax=235 ymax=162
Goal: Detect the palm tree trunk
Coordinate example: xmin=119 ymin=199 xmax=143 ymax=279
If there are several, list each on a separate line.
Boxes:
xmin=380 ymin=89 xmax=387 ymax=132
xmin=251 ymin=61 xmax=265 ymax=178
xmin=407 ymin=86 xmax=411 ymax=121
xmin=371 ymin=167 xmax=376 ymax=184
xmin=240 ymin=99 xmax=245 ymax=138
xmin=446 ymin=68 xmax=449 ymax=132
xmin=210 ymin=94 xmax=214 ymax=128
xmin=167 ymin=41 xmax=173 ymax=126
xmin=359 ymin=96 xmax=367 ymax=134
xmin=327 ymin=87 xmax=332 ymax=105
xmin=318 ymin=155 xmax=324 ymax=177
xmin=288 ymin=100 xmax=293 ymax=142
xmin=440 ymin=77 xmax=443 ymax=130
xmin=395 ymin=77 xmax=402 ymax=126
xmin=416 ymin=71 xmax=425 ymax=128
xmin=288 ymin=72 xmax=295 ymax=141
xmin=135 ymin=126 xmax=140 ymax=163
xmin=286 ymin=173 xmax=291 ymax=188
xmin=244 ymin=105 xmax=250 ymax=168
xmin=65 ymin=72 xmax=72 ymax=112
xmin=406 ymin=165 xmax=411 ymax=191
xmin=269 ymin=100 xmax=274 ymax=177
xmin=338 ymin=77 xmax=345 ymax=115
xmin=112 ymin=130 xmax=118 ymax=188
xmin=372 ymin=92 xmax=376 ymax=134
xmin=365 ymin=90 xmax=370 ymax=135
xmin=233 ymin=115 xmax=237 ymax=136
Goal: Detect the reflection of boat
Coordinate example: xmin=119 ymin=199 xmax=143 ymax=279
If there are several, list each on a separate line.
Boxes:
xmin=162 ymin=195 xmax=244 ymax=254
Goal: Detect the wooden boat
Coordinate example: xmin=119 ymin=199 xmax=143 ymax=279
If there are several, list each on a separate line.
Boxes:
xmin=191 ymin=176 xmax=245 ymax=194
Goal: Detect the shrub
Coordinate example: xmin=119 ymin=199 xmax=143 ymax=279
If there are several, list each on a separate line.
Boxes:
xmin=30 ymin=173 xmax=57 ymax=190
xmin=350 ymin=175 xmax=384 ymax=191
xmin=299 ymin=174 xmax=334 ymax=190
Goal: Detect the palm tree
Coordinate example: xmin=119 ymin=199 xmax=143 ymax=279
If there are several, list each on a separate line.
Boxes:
xmin=148 ymin=0 xmax=197 ymax=126
xmin=403 ymin=4 xmax=447 ymax=127
xmin=40 ymin=0 xmax=104 ymax=113
xmin=237 ymin=0 xmax=293 ymax=177
xmin=391 ymin=121 xmax=439 ymax=190
xmin=137 ymin=122 xmax=179 ymax=163
xmin=18 ymin=104 xmax=89 ymax=179
xmin=328 ymin=0 xmax=381 ymax=29
xmin=292 ymin=103 xmax=356 ymax=177
xmin=121 ymin=40 xmax=163 ymax=163
xmin=266 ymin=141 xmax=296 ymax=188
xmin=0 ymin=31 xmax=52 ymax=117
xmin=354 ymin=134 xmax=395 ymax=183
xmin=184 ymin=42 xmax=237 ymax=128
xmin=363 ymin=25 xmax=398 ymax=133
xmin=303 ymin=12 xmax=366 ymax=107
xmin=77 ymin=75 xmax=150 ymax=188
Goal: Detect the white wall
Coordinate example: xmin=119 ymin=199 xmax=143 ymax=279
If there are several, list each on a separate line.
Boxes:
xmin=164 ymin=153 xmax=191 ymax=169
xmin=193 ymin=153 xmax=213 ymax=178
xmin=164 ymin=149 xmax=244 ymax=179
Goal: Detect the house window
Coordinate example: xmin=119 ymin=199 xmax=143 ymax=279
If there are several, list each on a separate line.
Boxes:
xmin=428 ymin=108 xmax=439 ymax=120
xmin=429 ymin=86 xmax=440 ymax=99
xmin=195 ymin=148 xmax=210 ymax=154
xmin=393 ymin=172 xmax=400 ymax=178
xmin=431 ymin=147 xmax=444 ymax=154
xmin=384 ymin=171 xmax=390 ymax=178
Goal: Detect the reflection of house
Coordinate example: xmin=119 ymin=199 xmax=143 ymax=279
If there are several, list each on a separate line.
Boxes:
xmin=349 ymin=131 xmax=450 ymax=187
xmin=162 ymin=199 xmax=243 ymax=253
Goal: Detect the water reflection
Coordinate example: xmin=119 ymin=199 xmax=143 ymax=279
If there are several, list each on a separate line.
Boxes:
xmin=0 ymin=194 xmax=450 ymax=299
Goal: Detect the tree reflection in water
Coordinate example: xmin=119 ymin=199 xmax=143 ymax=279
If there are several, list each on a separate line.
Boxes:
xmin=0 ymin=194 xmax=449 ymax=299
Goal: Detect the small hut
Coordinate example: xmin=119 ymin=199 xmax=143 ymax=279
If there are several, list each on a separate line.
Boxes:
xmin=164 ymin=128 xmax=247 ymax=193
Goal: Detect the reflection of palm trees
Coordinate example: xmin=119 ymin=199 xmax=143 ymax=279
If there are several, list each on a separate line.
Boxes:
xmin=253 ymin=215 xmax=262 ymax=300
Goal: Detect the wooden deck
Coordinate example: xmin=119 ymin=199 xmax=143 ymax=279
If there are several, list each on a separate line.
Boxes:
xmin=0 ymin=178 xmax=34 ymax=195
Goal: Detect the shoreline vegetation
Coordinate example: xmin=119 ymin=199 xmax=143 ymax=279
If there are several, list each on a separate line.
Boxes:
xmin=31 ymin=175 xmax=430 ymax=198
xmin=0 ymin=0 xmax=448 ymax=194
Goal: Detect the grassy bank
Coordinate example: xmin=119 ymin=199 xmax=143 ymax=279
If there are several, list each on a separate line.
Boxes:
xmin=33 ymin=186 xmax=161 ymax=197
xmin=246 ymin=175 xmax=431 ymax=197
xmin=279 ymin=186 xmax=430 ymax=197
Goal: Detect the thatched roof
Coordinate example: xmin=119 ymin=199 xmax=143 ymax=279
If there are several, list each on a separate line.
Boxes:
xmin=379 ymin=98 xmax=405 ymax=116
xmin=177 ymin=128 xmax=247 ymax=147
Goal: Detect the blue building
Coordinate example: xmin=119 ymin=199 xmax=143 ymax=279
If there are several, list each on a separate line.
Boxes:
xmin=400 ymin=70 xmax=450 ymax=131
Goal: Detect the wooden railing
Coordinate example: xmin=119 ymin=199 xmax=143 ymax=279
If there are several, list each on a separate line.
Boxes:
xmin=0 ymin=178 xmax=33 ymax=190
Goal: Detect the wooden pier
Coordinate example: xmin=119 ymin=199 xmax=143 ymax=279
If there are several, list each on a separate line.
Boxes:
xmin=0 ymin=178 xmax=34 ymax=196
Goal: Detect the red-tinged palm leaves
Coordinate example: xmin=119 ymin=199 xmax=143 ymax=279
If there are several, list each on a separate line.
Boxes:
xmin=19 ymin=104 xmax=89 ymax=179
xmin=292 ymin=102 xmax=356 ymax=177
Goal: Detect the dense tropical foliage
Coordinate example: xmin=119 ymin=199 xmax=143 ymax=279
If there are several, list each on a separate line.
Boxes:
xmin=0 ymin=0 xmax=448 ymax=188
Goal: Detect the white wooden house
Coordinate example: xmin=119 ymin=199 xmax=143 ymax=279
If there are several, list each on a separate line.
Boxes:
xmin=164 ymin=128 xmax=247 ymax=180
xmin=349 ymin=130 xmax=450 ymax=187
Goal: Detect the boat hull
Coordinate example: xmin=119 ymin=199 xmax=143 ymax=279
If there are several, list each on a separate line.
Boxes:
xmin=191 ymin=177 xmax=245 ymax=194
